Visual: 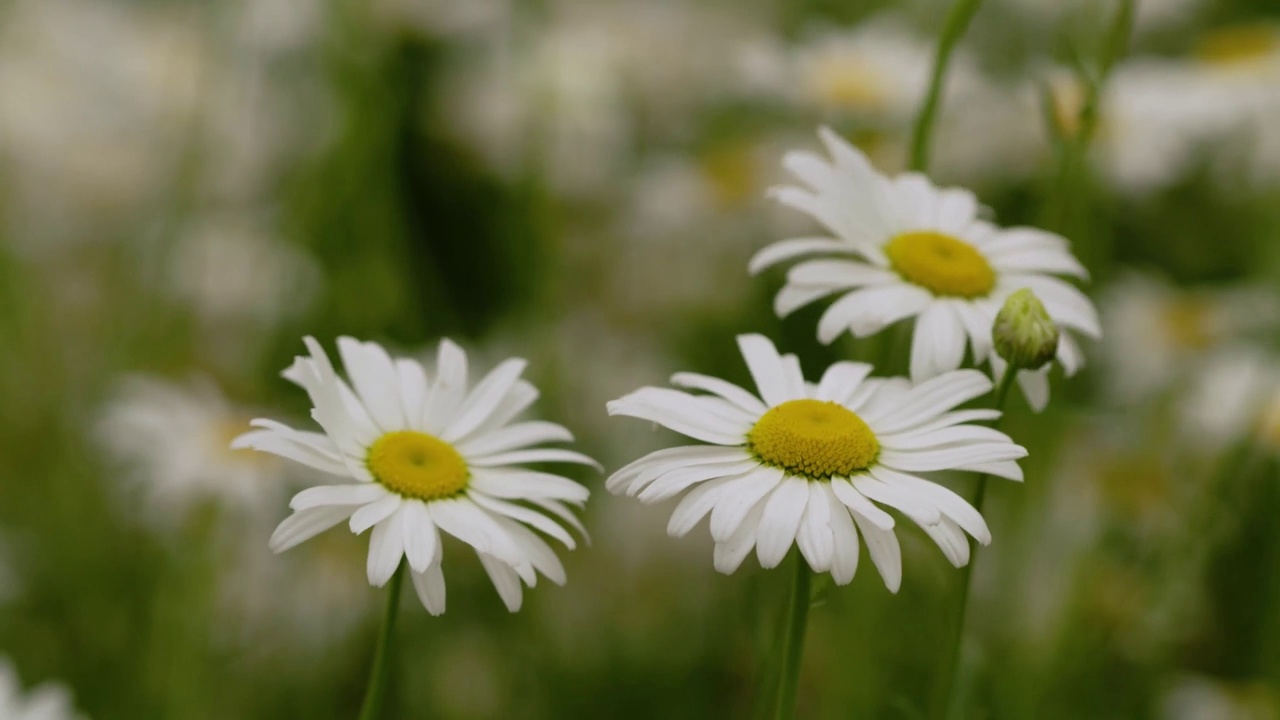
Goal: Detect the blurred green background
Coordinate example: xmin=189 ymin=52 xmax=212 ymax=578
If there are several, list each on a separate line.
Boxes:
xmin=3 ymin=0 xmax=1280 ymax=717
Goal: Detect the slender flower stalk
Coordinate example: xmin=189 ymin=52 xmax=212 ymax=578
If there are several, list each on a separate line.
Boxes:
xmin=1043 ymin=0 xmax=1136 ymax=240
xmin=908 ymin=0 xmax=987 ymax=172
xmin=358 ymin=563 xmax=406 ymax=720
xmin=932 ymin=364 xmax=1021 ymax=720
xmin=772 ymin=556 xmax=813 ymax=720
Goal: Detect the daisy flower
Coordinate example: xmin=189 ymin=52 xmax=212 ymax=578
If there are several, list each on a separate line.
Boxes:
xmin=751 ymin=127 xmax=1101 ymax=410
xmin=0 ymin=658 xmax=87 ymax=720
xmin=234 ymin=337 xmax=595 ymax=615
xmin=605 ymin=334 xmax=1027 ymax=590
xmin=96 ymin=374 xmax=287 ymax=529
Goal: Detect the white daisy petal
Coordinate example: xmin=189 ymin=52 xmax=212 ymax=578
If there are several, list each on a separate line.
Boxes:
xmin=966 ymin=460 xmax=1024 ymax=482
xmin=910 ymin=302 xmax=967 ymax=381
xmin=787 ymin=259 xmax=898 ymax=289
xmin=269 ymin=505 xmax=359 ymax=553
xmin=338 ymin=337 xmax=406 ymax=432
xmin=478 ymin=553 xmax=525 ymax=612
xmin=606 ymin=445 xmax=751 ymax=494
xmin=817 ymin=284 xmax=933 ymax=344
xmin=870 ymin=466 xmax=989 ymax=544
xmin=866 ymin=369 xmax=993 ymax=433
xmin=830 ymin=478 xmax=896 ymax=530
xmin=825 ymin=485 xmax=861 ymax=585
xmin=852 ymin=511 xmax=903 ymax=593
xmin=1017 ymin=369 xmax=1051 ymax=413
xmin=445 ymin=359 xmax=528 ymax=442
xmin=367 ymin=507 xmax=407 ymax=587
xmin=289 ymin=484 xmax=388 ymax=512
xmin=850 ymin=474 xmax=942 ymax=526
xmin=607 ymin=388 xmax=752 ymax=445
xmin=749 ymin=237 xmax=860 ymax=275
xmin=469 ymin=448 xmax=602 ymax=470
xmin=411 ymin=563 xmax=447 ymax=616
xmin=472 ymin=380 xmax=539 ymax=436
xmin=491 ymin=515 xmax=567 ymax=585
xmin=879 ymin=443 xmax=1027 ymax=473
xmin=815 ymin=361 xmax=874 ymax=404
xmin=919 ymin=517 xmax=971 ymax=568
xmin=456 ymin=421 xmax=574 ymax=456
xmin=422 ymin=339 xmax=469 ymax=434
xmin=795 ymin=481 xmax=834 ymax=572
xmin=775 ymin=284 xmax=845 ymax=317
xmin=468 ymin=492 xmax=576 ymax=549
xmin=667 ymin=477 xmax=738 ymax=538
xmin=395 ymin=359 xmax=430 ymax=432
xmin=754 ymin=477 xmax=810 ymax=569
xmin=350 ymin=494 xmax=403 ymax=535
xmin=635 ymin=460 xmax=760 ymax=503
xmin=670 ymin=373 xmax=769 ymax=416
xmin=470 ymin=468 xmax=590 ymax=504
xmin=737 ymin=334 xmax=795 ymax=407
xmin=233 ymin=428 xmax=351 ymax=476
xmin=709 ymin=466 xmax=786 ymax=542
xmin=713 ymin=498 xmax=767 ymax=575
xmin=401 ymin=501 xmax=440 ymax=573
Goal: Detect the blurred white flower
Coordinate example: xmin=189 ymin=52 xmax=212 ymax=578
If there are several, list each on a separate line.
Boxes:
xmin=1000 ymin=0 xmax=1205 ymax=36
xmin=755 ymin=127 xmax=1099 ymax=410
xmin=607 ymin=334 xmax=1026 ymax=589
xmin=1160 ymin=674 xmax=1278 ymax=720
xmin=441 ymin=1 xmax=770 ymax=198
xmin=0 ymin=659 xmax=87 ymax=720
xmin=1099 ymin=274 xmax=1280 ymax=405
xmin=97 ymin=375 xmax=287 ymax=530
xmin=166 ymin=215 xmax=320 ymax=328
xmin=776 ymin=18 xmax=962 ymax=124
xmin=1044 ymin=61 xmax=1221 ymax=195
xmin=1186 ymin=25 xmax=1280 ymax=187
xmin=1178 ymin=346 xmax=1280 ymax=451
xmin=236 ymin=337 xmax=595 ymax=614
xmin=0 ymin=0 xmax=207 ymax=252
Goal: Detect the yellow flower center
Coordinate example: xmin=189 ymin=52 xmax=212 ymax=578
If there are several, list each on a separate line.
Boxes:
xmin=747 ymin=399 xmax=879 ymax=479
xmin=1195 ymin=25 xmax=1279 ymax=67
xmin=1162 ymin=298 xmax=1215 ymax=349
xmin=807 ymin=59 xmax=888 ymax=111
xmin=700 ymin=143 xmax=760 ymax=208
xmin=367 ymin=430 xmax=468 ymax=501
xmin=885 ymin=231 xmax=996 ymax=298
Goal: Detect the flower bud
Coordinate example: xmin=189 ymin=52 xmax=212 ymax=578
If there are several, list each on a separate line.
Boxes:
xmin=992 ymin=288 xmax=1059 ymax=371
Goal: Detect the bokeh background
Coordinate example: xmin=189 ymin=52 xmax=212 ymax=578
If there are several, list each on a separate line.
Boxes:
xmin=3 ymin=0 xmax=1280 ymax=717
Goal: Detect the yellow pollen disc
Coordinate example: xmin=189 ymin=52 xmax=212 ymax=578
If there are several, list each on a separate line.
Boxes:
xmin=367 ymin=430 xmax=468 ymax=501
xmin=1162 ymin=298 xmax=1215 ymax=349
xmin=747 ymin=399 xmax=879 ymax=479
xmin=885 ymin=231 xmax=996 ymax=298
xmin=1195 ymin=26 xmax=1279 ymax=66
xmin=808 ymin=60 xmax=888 ymax=111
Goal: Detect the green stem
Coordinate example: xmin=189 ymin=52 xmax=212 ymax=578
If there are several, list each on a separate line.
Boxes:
xmin=772 ymin=555 xmax=813 ymax=720
xmin=932 ymin=369 xmax=1017 ymax=720
xmin=907 ymin=0 xmax=986 ymax=172
xmin=358 ymin=562 xmax=406 ymax=720
xmin=1043 ymin=0 xmax=1135 ymax=242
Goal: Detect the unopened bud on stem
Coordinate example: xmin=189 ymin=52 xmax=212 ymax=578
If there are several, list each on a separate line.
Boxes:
xmin=993 ymin=288 xmax=1059 ymax=371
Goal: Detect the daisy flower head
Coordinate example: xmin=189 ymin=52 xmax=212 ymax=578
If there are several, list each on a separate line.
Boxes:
xmin=234 ymin=337 xmax=596 ymax=615
xmin=96 ymin=374 xmax=287 ymax=530
xmin=605 ymin=334 xmax=1027 ymax=591
xmin=751 ymin=127 xmax=1101 ymax=411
